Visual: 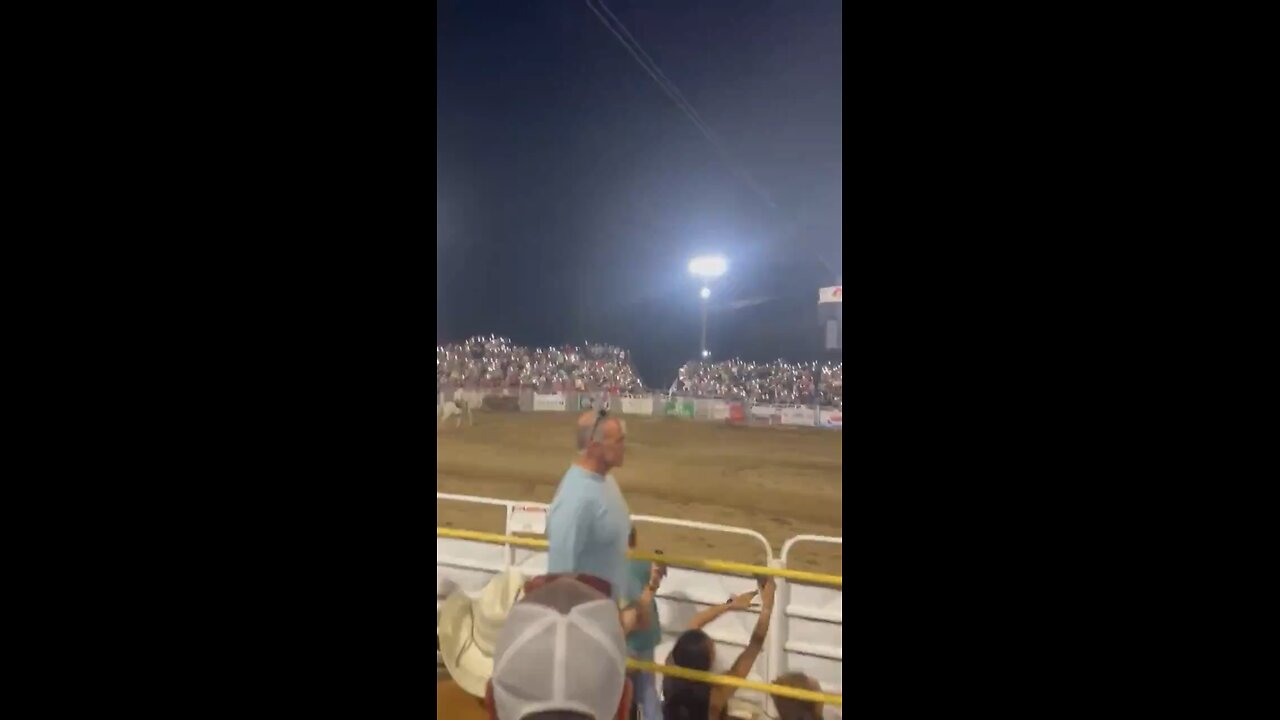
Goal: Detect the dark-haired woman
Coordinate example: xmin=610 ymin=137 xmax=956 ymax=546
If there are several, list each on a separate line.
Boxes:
xmin=662 ymin=577 xmax=776 ymax=719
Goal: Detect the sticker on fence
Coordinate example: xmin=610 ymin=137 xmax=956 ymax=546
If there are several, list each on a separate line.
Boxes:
xmin=509 ymin=505 xmax=547 ymax=534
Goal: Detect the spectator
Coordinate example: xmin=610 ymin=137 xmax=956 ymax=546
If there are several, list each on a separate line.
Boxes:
xmin=546 ymin=411 xmax=631 ymax=598
xmin=623 ymin=527 xmax=665 ymax=720
xmin=771 ymin=673 xmax=825 ymax=720
xmin=437 ymin=336 xmax=646 ymax=394
xmin=672 ymin=359 xmax=841 ymax=408
xmin=485 ymin=573 xmax=634 ymax=720
xmin=662 ymin=578 xmax=777 ymax=720
xmin=437 ymin=569 xmax=528 ymax=699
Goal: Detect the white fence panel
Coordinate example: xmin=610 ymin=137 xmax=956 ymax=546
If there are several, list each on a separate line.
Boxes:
xmin=774 ymin=535 xmax=844 ymax=719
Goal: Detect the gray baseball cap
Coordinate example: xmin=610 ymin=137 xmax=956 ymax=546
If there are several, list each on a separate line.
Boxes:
xmin=490 ymin=575 xmax=628 ymax=720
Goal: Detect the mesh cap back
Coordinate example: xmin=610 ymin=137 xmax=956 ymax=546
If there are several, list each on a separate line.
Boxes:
xmin=491 ymin=576 xmax=627 ymax=720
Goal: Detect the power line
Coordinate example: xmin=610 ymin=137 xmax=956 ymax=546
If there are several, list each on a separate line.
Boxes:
xmin=593 ymin=0 xmax=710 ymax=133
xmin=583 ymin=0 xmax=777 ymax=209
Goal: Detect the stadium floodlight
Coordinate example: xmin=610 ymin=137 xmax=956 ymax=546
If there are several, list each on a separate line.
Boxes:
xmin=689 ymin=255 xmax=727 ymax=360
xmin=688 ymin=255 xmax=727 ymax=279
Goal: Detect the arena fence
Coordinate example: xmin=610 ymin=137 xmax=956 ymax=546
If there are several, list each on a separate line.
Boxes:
xmin=436 ymin=384 xmax=841 ymax=429
xmin=437 ymin=492 xmax=844 ymax=718
xmin=436 ymin=528 xmax=841 ymax=588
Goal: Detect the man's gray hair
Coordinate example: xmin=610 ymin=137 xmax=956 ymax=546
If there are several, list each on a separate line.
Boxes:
xmin=576 ymin=415 xmax=624 ymax=452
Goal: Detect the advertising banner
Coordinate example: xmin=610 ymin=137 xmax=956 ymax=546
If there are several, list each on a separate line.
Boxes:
xmin=818 ymin=408 xmax=842 ymax=428
xmin=818 ymin=285 xmax=843 ymax=303
xmin=709 ymin=401 xmax=730 ymax=420
xmin=751 ymin=404 xmax=778 ymax=419
xmin=533 ymin=393 xmax=567 ymax=412
xmin=780 ymin=406 xmax=816 ymax=426
xmin=620 ymin=396 xmax=653 ymax=416
xmin=728 ymin=402 xmax=746 ymax=423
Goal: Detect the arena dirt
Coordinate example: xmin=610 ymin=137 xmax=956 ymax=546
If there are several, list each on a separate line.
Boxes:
xmin=436 ymin=412 xmax=842 ymax=574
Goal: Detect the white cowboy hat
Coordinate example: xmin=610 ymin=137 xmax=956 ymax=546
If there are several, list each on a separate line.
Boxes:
xmin=437 ymin=569 xmax=525 ymax=697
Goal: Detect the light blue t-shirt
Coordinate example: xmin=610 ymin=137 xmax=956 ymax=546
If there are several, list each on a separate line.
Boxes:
xmin=547 ymin=464 xmax=631 ymax=598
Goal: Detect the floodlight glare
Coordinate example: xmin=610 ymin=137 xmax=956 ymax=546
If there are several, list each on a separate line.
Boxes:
xmin=688 ymin=255 xmax=727 ymax=278
xmin=700 ymin=287 xmax=711 ymax=299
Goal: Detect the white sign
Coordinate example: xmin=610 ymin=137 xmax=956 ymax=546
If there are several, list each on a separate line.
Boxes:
xmin=818 ymin=285 xmax=843 ymax=304
xmin=620 ymin=396 xmax=653 ymax=416
xmin=781 ymin=407 xmax=816 ymax=426
xmin=533 ymin=393 xmax=567 ymax=412
xmin=509 ymin=505 xmax=547 ymax=534
xmin=709 ymin=401 xmax=730 ymax=420
xmin=750 ymin=405 xmax=778 ymax=419
xmin=819 ymin=408 xmax=842 ymax=428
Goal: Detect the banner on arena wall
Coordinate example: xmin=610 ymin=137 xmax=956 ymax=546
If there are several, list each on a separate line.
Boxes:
xmin=709 ymin=401 xmax=730 ymax=420
xmin=819 ymin=285 xmax=843 ymax=304
xmin=728 ymin=402 xmax=746 ymax=423
xmin=620 ymin=396 xmax=653 ymax=415
xmin=781 ymin=407 xmax=816 ymax=426
xmin=678 ymin=400 xmax=695 ymax=419
xmin=750 ymin=404 xmax=777 ymax=419
xmin=533 ymin=393 xmax=567 ymax=412
xmin=819 ymin=408 xmax=842 ymax=428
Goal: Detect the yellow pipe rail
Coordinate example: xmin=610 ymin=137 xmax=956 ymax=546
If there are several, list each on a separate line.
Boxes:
xmin=627 ymin=659 xmax=842 ymax=706
xmin=436 ymin=527 xmax=842 ymax=587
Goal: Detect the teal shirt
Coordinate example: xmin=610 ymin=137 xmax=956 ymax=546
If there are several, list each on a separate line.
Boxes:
xmin=625 ymin=559 xmax=662 ymax=658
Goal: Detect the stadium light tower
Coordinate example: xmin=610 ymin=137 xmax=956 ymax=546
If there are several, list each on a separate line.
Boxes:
xmin=688 ymin=255 xmax=727 ymax=360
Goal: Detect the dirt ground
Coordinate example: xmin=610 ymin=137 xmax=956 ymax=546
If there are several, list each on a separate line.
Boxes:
xmin=436 ymin=411 xmax=842 ymax=574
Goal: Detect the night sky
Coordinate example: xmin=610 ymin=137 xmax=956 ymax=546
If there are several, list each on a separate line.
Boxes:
xmin=437 ymin=0 xmax=842 ymax=387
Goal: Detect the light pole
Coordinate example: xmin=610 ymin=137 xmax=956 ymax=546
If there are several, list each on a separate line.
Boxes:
xmin=688 ymin=255 xmax=727 ymax=360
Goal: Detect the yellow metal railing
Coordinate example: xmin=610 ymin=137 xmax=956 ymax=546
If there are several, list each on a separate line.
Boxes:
xmin=436 ymin=527 xmax=841 ymax=588
xmin=627 ymin=658 xmax=842 ymax=706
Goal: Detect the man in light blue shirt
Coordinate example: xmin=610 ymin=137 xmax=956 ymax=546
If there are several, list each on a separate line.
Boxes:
xmin=547 ymin=410 xmax=631 ymax=598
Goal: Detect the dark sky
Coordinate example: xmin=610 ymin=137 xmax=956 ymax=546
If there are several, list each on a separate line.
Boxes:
xmin=437 ymin=0 xmax=842 ymax=387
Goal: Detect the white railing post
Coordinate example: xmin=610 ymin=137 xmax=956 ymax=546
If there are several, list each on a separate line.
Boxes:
xmin=767 ymin=556 xmax=789 ymax=720
xmin=503 ymin=503 xmax=515 ymax=567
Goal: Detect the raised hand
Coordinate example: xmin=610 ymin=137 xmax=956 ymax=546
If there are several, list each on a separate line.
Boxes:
xmin=647 ymin=562 xmax=667 ymax=591
xmin=759 ymin=577 xmax=777 ymax=609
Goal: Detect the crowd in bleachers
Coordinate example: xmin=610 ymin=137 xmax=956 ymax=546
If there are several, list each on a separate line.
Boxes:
xmin=437 ymin=335 xmax=843 ymax=408
xmin=436 ymin=335 xmax=646 ymax=394
xmin=672 ymin=359 xmax=842 ymax=408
